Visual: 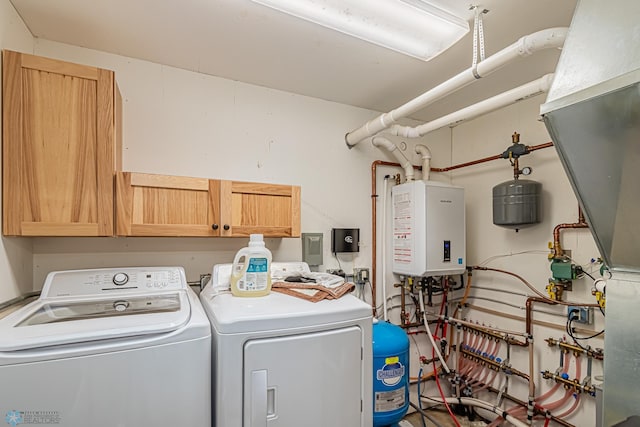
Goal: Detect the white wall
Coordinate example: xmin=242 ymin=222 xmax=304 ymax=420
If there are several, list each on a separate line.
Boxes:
xmin=29 ymin=39 xmax=444 ymax=288
xmin=0 ymin=0 xmax=35 ymax=303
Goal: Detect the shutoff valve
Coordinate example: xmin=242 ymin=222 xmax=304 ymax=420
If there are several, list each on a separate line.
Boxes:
xmin=592 ymin=278 xmax=607 ymax=309
xmin=546 ymin=281 xmax=564 ymax=301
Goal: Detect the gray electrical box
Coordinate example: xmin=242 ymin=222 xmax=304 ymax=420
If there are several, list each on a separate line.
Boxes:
xmin=302 ymin=233 xmax=323 ymax=266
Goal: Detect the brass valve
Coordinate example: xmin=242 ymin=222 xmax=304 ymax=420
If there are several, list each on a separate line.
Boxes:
xmin=546 ymin=281 xmax=563 ymax=301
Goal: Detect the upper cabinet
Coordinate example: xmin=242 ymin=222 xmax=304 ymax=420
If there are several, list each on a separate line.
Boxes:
xmin=2 ymin=50 xmax=122 ymax=236
xmin=116 ymin=172 xmax=300 ymax=238
xmin=2 ymin=51 xmax=299 ymax=239
xmin=116 ymin=172 xmax=219 ymax=237
xmin=218 ymin=180 xmax=301 ymax=238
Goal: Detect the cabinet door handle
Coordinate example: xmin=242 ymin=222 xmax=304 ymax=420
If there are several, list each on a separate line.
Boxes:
xmin=223 ymin=224 xmax=230 ymax=231
xmin=212 ymin=224 xmax=219 ymax=230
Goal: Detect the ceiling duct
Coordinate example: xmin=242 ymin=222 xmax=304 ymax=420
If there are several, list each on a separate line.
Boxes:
xmin=540 ymin=0 xmax=640 ymax=273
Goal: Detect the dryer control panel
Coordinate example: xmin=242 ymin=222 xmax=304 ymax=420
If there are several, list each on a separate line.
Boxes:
xmin=41 ymin=267 xmax=187 ymax=298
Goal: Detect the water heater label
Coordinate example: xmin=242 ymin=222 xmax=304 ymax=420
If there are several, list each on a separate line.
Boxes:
xmin=393 ymin=192 xmax=413 ymax=265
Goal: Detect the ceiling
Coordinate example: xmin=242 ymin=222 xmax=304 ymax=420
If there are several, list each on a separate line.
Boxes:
xmin=10 ymin=0 xmax=577 ymax=122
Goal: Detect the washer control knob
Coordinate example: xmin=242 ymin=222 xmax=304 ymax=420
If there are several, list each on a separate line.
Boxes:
xmin=113 ymin=300 xmax=129 ymax=312
xmin=113 ymin=272 xmax=129 ymax=286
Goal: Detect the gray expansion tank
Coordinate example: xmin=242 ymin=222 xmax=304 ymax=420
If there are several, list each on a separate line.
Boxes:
xmin=492 ymin=179 xmax=541 ymax=230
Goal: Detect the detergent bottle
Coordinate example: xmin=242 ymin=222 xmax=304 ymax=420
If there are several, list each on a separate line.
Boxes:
xmin=230 ymin=234 xmax=272 ymax=297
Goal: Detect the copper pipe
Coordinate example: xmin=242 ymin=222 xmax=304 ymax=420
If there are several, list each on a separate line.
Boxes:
xmin=474 ymin=266 xmax=600 ymax=308
xmin=552 ymin=206 xmax=588 ymax=259
xmin=525 ymin=296 xmax=558 ymax=403
xmin=430 ymin=141 xmax=554 ymax=173
xmin=430 ymin=153 xmax=502 ymax=172
xmin=526 ymin=297 xmax=554 ymax=336
xmin=371 ymin=160 xmax=421 ymax=317
xmin=464 ymin=303 xmax=597 ymax=335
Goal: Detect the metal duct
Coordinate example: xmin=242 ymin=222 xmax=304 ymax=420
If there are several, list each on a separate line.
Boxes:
xmin=540 ymin=0 xmax=640 ymax=273
xmin=540 ymin=2 xmax=640 ymax=426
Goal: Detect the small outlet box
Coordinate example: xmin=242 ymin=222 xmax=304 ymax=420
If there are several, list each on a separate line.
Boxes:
xmin=354 ymin=268 xmax=369 ymax=285
xmin=568 ymin=306 xmax=593 ymax=324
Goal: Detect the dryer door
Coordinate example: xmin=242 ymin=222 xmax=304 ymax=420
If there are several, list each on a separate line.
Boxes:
xmin=243 ymin=326 xmax=363 ymax=426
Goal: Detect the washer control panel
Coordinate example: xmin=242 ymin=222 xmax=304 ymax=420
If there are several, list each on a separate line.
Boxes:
xmin=112 ymin=272 xmax=129 ymax=286
xmin=42 ymin=267 xmax=187 ymax=298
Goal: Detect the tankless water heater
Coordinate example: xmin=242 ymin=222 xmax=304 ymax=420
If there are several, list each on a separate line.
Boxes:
xmin=391 ymin=180 xmax=465 ymax=277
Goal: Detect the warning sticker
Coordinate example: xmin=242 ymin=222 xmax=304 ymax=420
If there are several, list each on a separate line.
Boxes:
xmin=375 ymin=388 xmax=406 ymax=412
xmin=393 ymin=192 xmax=413 ymax=264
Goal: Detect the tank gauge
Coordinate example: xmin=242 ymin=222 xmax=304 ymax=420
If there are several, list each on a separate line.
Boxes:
xmin=521 ymin=166 xmax=533 ymax=176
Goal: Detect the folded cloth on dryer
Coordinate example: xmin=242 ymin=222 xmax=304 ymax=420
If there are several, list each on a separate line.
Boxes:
xmin=274 ymin=271 xmax=345 ymax=288
xmin=271 ymin=281 xmax=355 ymax=302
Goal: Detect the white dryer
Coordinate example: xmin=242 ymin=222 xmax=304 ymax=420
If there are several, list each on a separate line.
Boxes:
xmin=200 ymin=262 xmax=373 ymax=427
xmin=0 ymin=267 xmax=211 ymax=427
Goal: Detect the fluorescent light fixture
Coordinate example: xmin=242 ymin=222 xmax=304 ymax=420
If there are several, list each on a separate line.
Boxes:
xmin=250 ymin=0 xmax=469 ymax=61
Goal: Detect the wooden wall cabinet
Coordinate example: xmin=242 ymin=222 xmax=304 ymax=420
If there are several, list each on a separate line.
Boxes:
xmin=116 ymin=172 xmax=300 ymax=238
xmin=219 ymin=180 xmax=301 ymax=237
xmin=2 ymin=50 xmax=122 ymax=236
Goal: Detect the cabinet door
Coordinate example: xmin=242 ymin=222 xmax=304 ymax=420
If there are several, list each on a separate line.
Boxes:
xmin=2 ymin=50 xmax=118 ymax=236
xmin=116 ymin=172 xmax=219 ymax=236
xmin=219 ymin=181 xmax=300 ymax=237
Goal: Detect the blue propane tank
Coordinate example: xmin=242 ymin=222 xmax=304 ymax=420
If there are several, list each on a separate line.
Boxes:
xmin=372 ymin=320 xmax=410 ymax=427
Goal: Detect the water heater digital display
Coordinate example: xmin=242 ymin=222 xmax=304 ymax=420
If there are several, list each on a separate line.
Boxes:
xmin=391 ymin=180 xmax=465 ymax=277
xmin=443 ymin=240 xmax=451 ymax=262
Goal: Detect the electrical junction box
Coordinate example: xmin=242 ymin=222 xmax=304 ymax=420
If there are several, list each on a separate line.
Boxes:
xmin=391 ymin=180 xmax=465 ymax=277
xmin=568 ymin=306 xmax=593 ymax=325
xmin=302 ymin=233 xmax=323 ymax=266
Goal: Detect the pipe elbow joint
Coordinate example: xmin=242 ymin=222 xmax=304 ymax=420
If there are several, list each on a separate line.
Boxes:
xmin=521 ymin=27 xmax=569 ymax=56
xmin=371 ymin=136 xmax=395 ymax=151
xmin=415 ymin=144 xmax=432 ymax=159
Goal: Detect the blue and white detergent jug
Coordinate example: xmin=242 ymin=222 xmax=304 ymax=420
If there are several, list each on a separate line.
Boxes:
xmin=230 ymin=234 xmax=273 ymax=297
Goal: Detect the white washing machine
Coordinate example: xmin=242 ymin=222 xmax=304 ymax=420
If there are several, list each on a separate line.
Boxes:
xmin=0 ymin=267 xmax=211 ymax=427
xmin=200 ymin=262 xmax=373 ymax=427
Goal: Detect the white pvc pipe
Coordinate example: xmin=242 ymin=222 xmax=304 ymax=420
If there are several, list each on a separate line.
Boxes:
xmin=371 ymin=136 xmax=414 ymax=181
xmin=419 ymin=288 xmax=450 ymax=374
xmin=389 ymin=73 xmax=555 ymax=138
xmin=427 ymin=397 xmax=529 ymax=427
xmin=414 ymin=144 xmax=431 ymax=181
xmin=345 ymin=27 xmax=567 ymax=146
xmin=381 ymin=177 xmax=389 ymax=321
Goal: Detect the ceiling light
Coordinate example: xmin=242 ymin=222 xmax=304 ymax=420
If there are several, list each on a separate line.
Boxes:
xmin=249 ymin=0 xmax=470 ymax=61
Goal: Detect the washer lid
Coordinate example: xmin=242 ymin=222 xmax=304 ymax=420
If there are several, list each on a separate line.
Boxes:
xmin=0 ymin=291 xmax=191 ymax=351
xmin=200 ymin=290 xmax=371 ymax=334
